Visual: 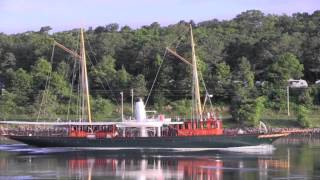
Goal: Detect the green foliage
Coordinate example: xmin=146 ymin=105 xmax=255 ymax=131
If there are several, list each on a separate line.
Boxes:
xmin=10 ymin=68 xmax=33 ymax=94
xmin=268 ymin=52 xmax=303 ymax=85
xmin=216 ymin=62 xmax=231 ymax=81
xmin=92 ymin=55 xmax=117 ymax=82
xmin=33 ymin=90 xmax=59 ymax=119
xmin=251 ymin=96 xmax=267 ymax=125
xmin=115 ymin=66 xmax=131 ymax=90
xmin=153 ymin=93 xmax=168 ymax=113
xmin=1 ymin=11 xmax=320 ymax=125
xmin=297 ymin=88 xmax=313 ymax=106
xmin=237 ymin=57 xmax=254 ymax=88
xmin=131 ymin=74 xmax=147 ymax=98
xmin=50 ymin=72 xmax=70 ymax=98
xmin=92 ymin=96 xmax=114 ymax=119
xmin=231 ymin=96 xmax=266 ymax=126
xmin=230 ymin=57 xmax=265 ymax=125
xmin=209 ymin=62 xmax=231 ymax=100
xmin=10 ymin=68 xmax=33 ymax=105
xmin=296 ymin=105 xmax=311 ymax=127
xmin=1 ymin=52 xmax=16 ymax=71
xmin=170 ymin=99 xmax=192 ymax=116
xmin=31 ymin=58 xmax=52 ymax=90
xmin=0 ymin=91 xmax=16 ymax=120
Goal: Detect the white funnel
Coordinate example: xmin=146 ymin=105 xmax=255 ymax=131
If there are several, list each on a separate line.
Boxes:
xmin=135 ymin=98 xmax=146 ymax=122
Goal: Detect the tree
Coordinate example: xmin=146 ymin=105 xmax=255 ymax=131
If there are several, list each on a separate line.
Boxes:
xmin=0 ymin=91 xmax=17 ymax=120
xmin=234 ymin=57 xmax=255 ymax=88
xmin=91 ymin=55 xmax=117 ymax=90
xmin=100 ymin=55 xmax=117 ymax=79
xmin=3 ymin=10 xmax=320 ymax=124
xmin=296 ymin=105 xmax=311 ymax=127
xmin=209 ymin=62 xmax=231 ymax=100
xmin=230 ymin=57 xmax=257 ymax=124
xmin=131 ymin=74 xmax=147 ymax=98
xmin=33 ymin=90 xmax=59 ymax=119
xmin=1 ymin=52 xmax=16 ymax=70
xmin=267 ymin=52 xmax=303 ymax=85
xmin=31 ymin=58 xmax=52 ymax=90
xmin=10 ymin=68 xmax=33 ymax=106
xmin=56 ymin=61 xmax=70 ymax=80
xmin=105 ymin=23 xmax=119 ymax=32
xmin=39 ymin=26 xmax=52 ymax=34
xmin=50 ymin=72 xmax=70 ymax=99
xmin=115 ymin=65 xmax=131 ymax=90
xmin=91 ymin=96 xmax=114 ymax=119
xmin=235 ymin=10 xmax=265 ymax=33
xmin=120 ymin=25 xmax=132 ymax=32
xmin=266 ymin=53 xmax=304 ymax=111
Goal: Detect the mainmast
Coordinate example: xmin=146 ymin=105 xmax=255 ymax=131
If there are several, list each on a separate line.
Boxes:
xmin=165 ymin=25 xmax=203 ymax=121
xmin=80 ymin=28 xmax=92 ymax=124
xmin=190 ymin=25 xmax=202 ymax=121
xmin=52 ymin=28 xmax=92 ymax=124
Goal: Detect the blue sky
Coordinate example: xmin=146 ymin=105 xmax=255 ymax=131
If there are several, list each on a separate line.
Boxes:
xmin=0 ymin=0 xmax=319 ymax=34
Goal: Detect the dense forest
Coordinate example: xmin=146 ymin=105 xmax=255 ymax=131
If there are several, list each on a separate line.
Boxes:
xmin=1 ymin=10 xmax=320 ymax=126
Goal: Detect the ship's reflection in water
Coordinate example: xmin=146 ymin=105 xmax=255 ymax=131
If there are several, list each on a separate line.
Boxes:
xmin=68 ymin=157 xmax=224 ymax=180
xmin=0 ymin=146 xmax=294 ymax=180
xmin=2 ymin=137 xmax=320 ymax=179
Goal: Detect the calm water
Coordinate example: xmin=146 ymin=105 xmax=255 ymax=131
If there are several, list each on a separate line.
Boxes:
xmin=1 ymin=137 xmax=320 ymax=180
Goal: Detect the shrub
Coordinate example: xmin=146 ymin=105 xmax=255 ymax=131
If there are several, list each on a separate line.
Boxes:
xmin=296 ymin=105 xmax=311 ymax=127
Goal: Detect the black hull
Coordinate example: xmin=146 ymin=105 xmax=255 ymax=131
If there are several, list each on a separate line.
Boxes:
xmin=5 ymin=134 xmax=282 ymax=148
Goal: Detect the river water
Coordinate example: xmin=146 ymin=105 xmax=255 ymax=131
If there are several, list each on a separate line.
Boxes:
xmin=0 ymin=137 xmax=320 ymax=180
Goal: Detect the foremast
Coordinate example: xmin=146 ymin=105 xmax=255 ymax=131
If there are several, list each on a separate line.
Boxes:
xmin=79 ymin=28 xmax=92 ymax=124
xmin=166 ymin=25 xmax=203 ymax=121
xmin=52 ymin=28 xmax=92 ymax=124
xmin=190 ymin=25 xmax=202 ymax=121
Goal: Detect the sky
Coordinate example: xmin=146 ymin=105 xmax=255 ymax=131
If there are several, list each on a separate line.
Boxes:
xmin=0 ymin=0 xmax=319 ymax=34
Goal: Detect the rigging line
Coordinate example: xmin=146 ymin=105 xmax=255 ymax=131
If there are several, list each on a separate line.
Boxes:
xmin=145 ymin=28 xmax=190 ymax=107
xmin=145 ymin=49 xmax=167 ymax=107
xmin=66 ymin=32 xmax=81 ymax=121
xmin=199 ymin=71 xmax=214 ymax=111
xmin=85 ymin=51 xmax=120 ymax=106
xmin=46 ymin=44 xmax=57 ymax=121
xmin=84 ymin=33 xmax=119 ymax=106
xmin=77 ymin=63 xmax=82 ymax=122
xmin=66 ymin=59 xmax=78 ymax=121
xmin=36 ymin=44 xmax=55 ymax=122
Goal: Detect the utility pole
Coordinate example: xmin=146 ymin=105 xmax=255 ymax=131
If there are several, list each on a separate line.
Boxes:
xmin=120 ymin=92 xmax=124 ymax=121
xmin=131 ymin=89 xmax=134 ymax=117
xmin=287 ymin=86 xmax=290 ymax=116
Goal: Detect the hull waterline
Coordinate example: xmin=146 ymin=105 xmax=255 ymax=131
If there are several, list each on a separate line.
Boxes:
xmin=5 ymin=134 xmax=284 ymax=149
